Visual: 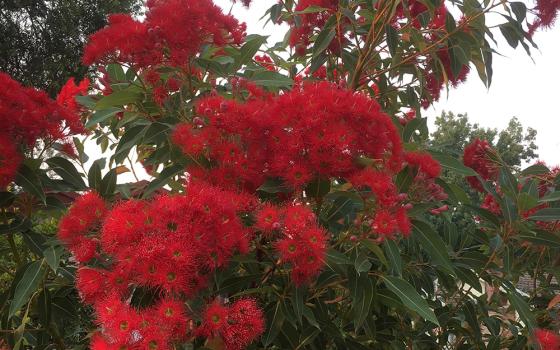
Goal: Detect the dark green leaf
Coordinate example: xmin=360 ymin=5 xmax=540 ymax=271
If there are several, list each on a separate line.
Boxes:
xmin=503 ymin=281 xmax=536 ymax=330
xmin=237 ymin=35 xmax=268 ymax=67
xmin=412 ymin=221 xmax=456 ymax=276
xmin=383 ymin=240 xmax=402 ymax=276
xmin=86 ymin=107 xmax=123 ymax=128
xmin=16 ymin=164 xmax=45 ymax=204
xmin=142 ymin=164 xmax=185 ymax=199
xmin=385 ymin=24 xmax=399 ymax=57
xmin=46 ymin=157 xmax=86 ymax=190
xmin=518 ymin=230 xmax=560 ymax=248
xmin=312 ymin=19 xmax=335 ymax=57
xmin=114 ymin=125 xmax=147 ymax=164
xmin=9 ymin=260 xmax=47 ymax=318
xmin=100 ymin=169 xmax=117 ymax=198
xmin=96 ymin=89 xmax=142 ymax=109
xmin=250 ymin=71 xmax=294 ymax=88
xmin=263 ymin=300 xmax=285 ymax=346
xmin=88 ymin=160 xmax=103 ymax=191
xmin=382 ymin=276 xmax=440 ymax=325
xmin=429 ymin=151 xmax=477 ymax=176
xmin=529 ymin=208 xmax=560 ymax=222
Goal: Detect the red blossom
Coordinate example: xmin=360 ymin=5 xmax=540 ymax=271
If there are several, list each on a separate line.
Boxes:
xmin=535 ymin=329 xmax=560 ymax=350
xmin=463 ymin=138 xmax=498 ymax=192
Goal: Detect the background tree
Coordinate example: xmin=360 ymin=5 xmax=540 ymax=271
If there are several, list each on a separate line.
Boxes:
xmin=0 ymin=0 xmax=142 ymax=97
xmin=431 ymin=111 xmax=539 ymax=168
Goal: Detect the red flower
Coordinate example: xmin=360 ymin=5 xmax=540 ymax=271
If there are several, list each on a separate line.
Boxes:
xmin=223 ymin=299 xmax=265 ymax=350
xmin=83 ymin=0 xmax=246 ymax=68
xmin=405 ymin=151 xmax=441 ymax=178
xmin=56 ymin=77 xmax=89 ymax=114
xmin=463 ymin=138 xmax=498 ymax=192
xmin=0 ymin=134 xmax=21 ymax=188
xmin=535 ymin=329 xmax=560 ymax=350
xmin=200 ymin=301 xmax=229 ymax=337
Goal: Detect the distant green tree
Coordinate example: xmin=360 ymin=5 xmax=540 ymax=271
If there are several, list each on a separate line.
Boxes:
xmin=431 ymin=111 xmax=538 ymax=167
xmin=0 ymin=0 xmax=142 ymax=96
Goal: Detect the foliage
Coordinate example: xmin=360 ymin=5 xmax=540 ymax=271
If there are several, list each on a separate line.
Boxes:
xmin=0 ymin=0 xmax=142 ymax=97
xmin=1 ymin=0 xmax=560 ymax=349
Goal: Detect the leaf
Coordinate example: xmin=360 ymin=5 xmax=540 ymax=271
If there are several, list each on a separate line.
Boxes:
xmin=292 ymin=286 xmax=305 ymax=324
xmin=107 ymin=64 xmax=126 ymax=82
xmin=305 ymin=177 xmax=330 ymax=199
xmin=313 ymin=15 xmax=336 ymax=57
xmin=383 ymin=240 xmax=403 ymax=276
xmin=142 ymin=164 xmax=184 ymax=199
xmin=86 ymin=107 xmax=123 ymax=128
xmin=501 ymin=197 xmax=518 ymax=223
xmin=529 ymin=208 xmax=560 ymax=222
xmin=237 ymin=35 xmax=268 ymax=67
xmin=250 ymin=71 xmax=294 ymax=88
xmin=95 ymin=89 xmax=142 ymax=109
xmin=43 ymin=245 xmax=63 ymax=272
xmin=429 ymin=151 xmax=477 ymax=176
xmin=382 ymin=275 xmax=440 ymax=325
xmin=354 ymin=253 xmax=372 ymax=274
xmin=38 ymin=288 xmax=51 ymax=326
xmin=114 ymin=125 xmax=147 ymax=164
xmin=510 ymin=2 xmax=527 ymax=22
xmin=257 ymin=177 xmax=292 ymax=194
xmin=9 ymin=260 xmax=47 ymax=318
xmin=16 ymin=164 xmax=45 ymax=203
xmin=88 ymin=160 xmax=103 ymax=190
xmin=412 ymin=221 xmax=456 ymax=276
xmin=46 ymin=157 xmax=86 ymax=190
xmin=385 ymin=24 xmax=399 ymax=57
xmin=100 ymin=169 xmax=117 ymax=198
xmin=539 ymin=191 xmax=560 ymax=203
xmin=22 ymin=231 xmax=48 ymax=256
xmin=521 ymin=164 xmax=550 ymax=176
xmin=143 ymin=122 xmax=171 ymax=145
xmin=353 ymin=274 xmax=374 ymax=330
xmin=503 ymin=281 xmax=536 ymax=330
xmin=518 ymin=230 xmax=560 ymax=248
xmin=263 ymin=300 xmax=285 ymax=346
xmin=361 ymin=240 xmax=388 ymax=268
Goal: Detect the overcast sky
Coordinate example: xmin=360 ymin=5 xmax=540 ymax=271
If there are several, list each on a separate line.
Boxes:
xmin=215 ymin=0 xmax=560 ymax=166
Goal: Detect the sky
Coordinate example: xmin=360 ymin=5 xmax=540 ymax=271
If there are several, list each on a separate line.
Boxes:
xmin=215 ymin=0 xmax=560 ymax=166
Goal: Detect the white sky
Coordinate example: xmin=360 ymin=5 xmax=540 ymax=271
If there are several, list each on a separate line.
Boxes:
xmin=215 ymin=0 xmax=560 ymax=166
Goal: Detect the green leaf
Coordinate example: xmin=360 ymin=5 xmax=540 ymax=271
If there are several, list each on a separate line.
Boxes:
xmin=43 ymin=245 xmax=63 ymax=272
xmin=312 ymin=18 xmax=336 ymax=57
xmin=38 ymin=288 xmax=51 ymax=326
xmin=114 ymin=125 xmax=147 ymax=164
xmin=539 ymin=191 xmax=560 ymax=203
xmin=385 ymin=24 xmax=399 ymax=57
xmin=88 ymin=160 xmax=103 ymax=191
xmin=95 ymin=89 xmax=142 ymax=109
xmin=15 ymin=164 xmax=45 ymax=204
xmin=354 ymin=253 xmax=372 ymax=274
xmin=361 ymin=240 xmax=388 ymax=268
xmin=142 ymin=164 xmax=184 ymax=199
xmin=292 ymin=286 xmax=305 ymax=324
xmin=86 ymin=107 xmax=123 ymax=128
xmin=46 ymin=157 xmax=86 ymax=190
xmin=9 ymin=260 xmax=47 ymax=318
xmin=250 ymin=71 xmax=294 ymax=88
xmin=383 ymin=240 xmax=402 ymax=276
xmin=382 ymin=275 xmax=440 ymax=325
xmin=263 ymin=300 xmax=285 ymax=346
xmin=429 ymin=151 xmax=477 ymax=176
xmin=305 ymin=177 xmax=330 ymax=199
xmin=510 ymin=2 xmax=527 ymax=22
xmin=351 ymin=273 xmax=374 ymax=330
xmin=518 ymin=230 xmax=560 ymax=248
xmin=22 ymin=231 xmax=48 ymax=256
xmin=143 ymin=122 xmax=171 ymax=145
xmin=503 ymin=281 xmax=536 ymax=330
xmin=257 ymin=177 xmax=292 ymax=194
xmin=107 ymin=64 xmax=126 ymax=82
xmin=100 ymin=169 xmax=117 ymax=198
xmin=237 ymin=35 xmax=268 ymax=67
xmin=529 ymin=208 xmax=560 ymax=222
xmin=521 ymin=164 xmax=550 ymax=176
xmin=412 ymin=221 xmax=456 ymax=276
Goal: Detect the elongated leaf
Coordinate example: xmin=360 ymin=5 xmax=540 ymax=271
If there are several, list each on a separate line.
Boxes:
xmin=312 ymin=24 xmax=335 ymax=57
xmin=382 ymin=276 xmax=439 ymax=325
xmin=529 ymin=208 xmax=560 ymax=222
xmin=503 ymin=281 xmax=536 ymax=330
xmin=518 ymin=230 xmax=560 ymax=248
xmin=9 ymin=260 xmax=47 ymax=318
xmin=43 ymin=245 xmax=63 ymax=272
xmin=237 ymin=35 xmax=268 ymax=67
xmin=142 ymin=164 xmax=184 ymax=199
xmin=383 ymin=240 xmax=402 ymax=276
xmin=114 ymin=125 xmax=147 ymax=164
xmin=250 ymin=71 xmax=294 ymax=88
xmin=412 ymin=221 xmax=456 ymax=276
xmin=100 ymin=169 xmax=117 ymax=198
xmin=293 ymin=286 xmax=305 ymax=324
xmin=429 ymin=151 xmax=477 ymax=176
xmin=539 ymin=191 xmax=560 ymax=203
xmin=96 ymin=89 xmax=142 ymax=109
xmin=46 ymin=157 xmax=86 ymax=190
xmin=86 ymin=107 xmax=123 ymax=128
xmin=385 ymin=24 xmax=399 ymax=57
xmin=263 ymin=300 xmax=285 ymax=346
xmin=88 ymin=160 xmax=103 ymax=191
xmin=521 ymin=164 xmax=550 ymax=176
xmin=16 ymin=164 xmax=45 ymax=203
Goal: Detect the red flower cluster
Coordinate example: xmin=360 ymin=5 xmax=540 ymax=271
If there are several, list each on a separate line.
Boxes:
xmin=535 ymin=329 xmax=560 ymax=350
xmin=58 ymin=183 xmax=264 ymax=349
xmin=83 ymin=0 xmax=246 ymax=68
xmin=173 ymin=81 xmax=403 ymax=192
xmin=288 ymin=0 xmax=340 ymax=53
xmin=0 ymin=72 xmax=87 ymax=188
xmin=463 ymin=139 xmax=498 ymax=191
xmin=255 ymin=204 xmax=327 ymax=284
xmin=422 ymin=48 xmax=471 ymax=108
xmin=529 ymin=0 xmax=560 ymax=35
xmin=199 ymin=299 xmax=265 ymax=350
